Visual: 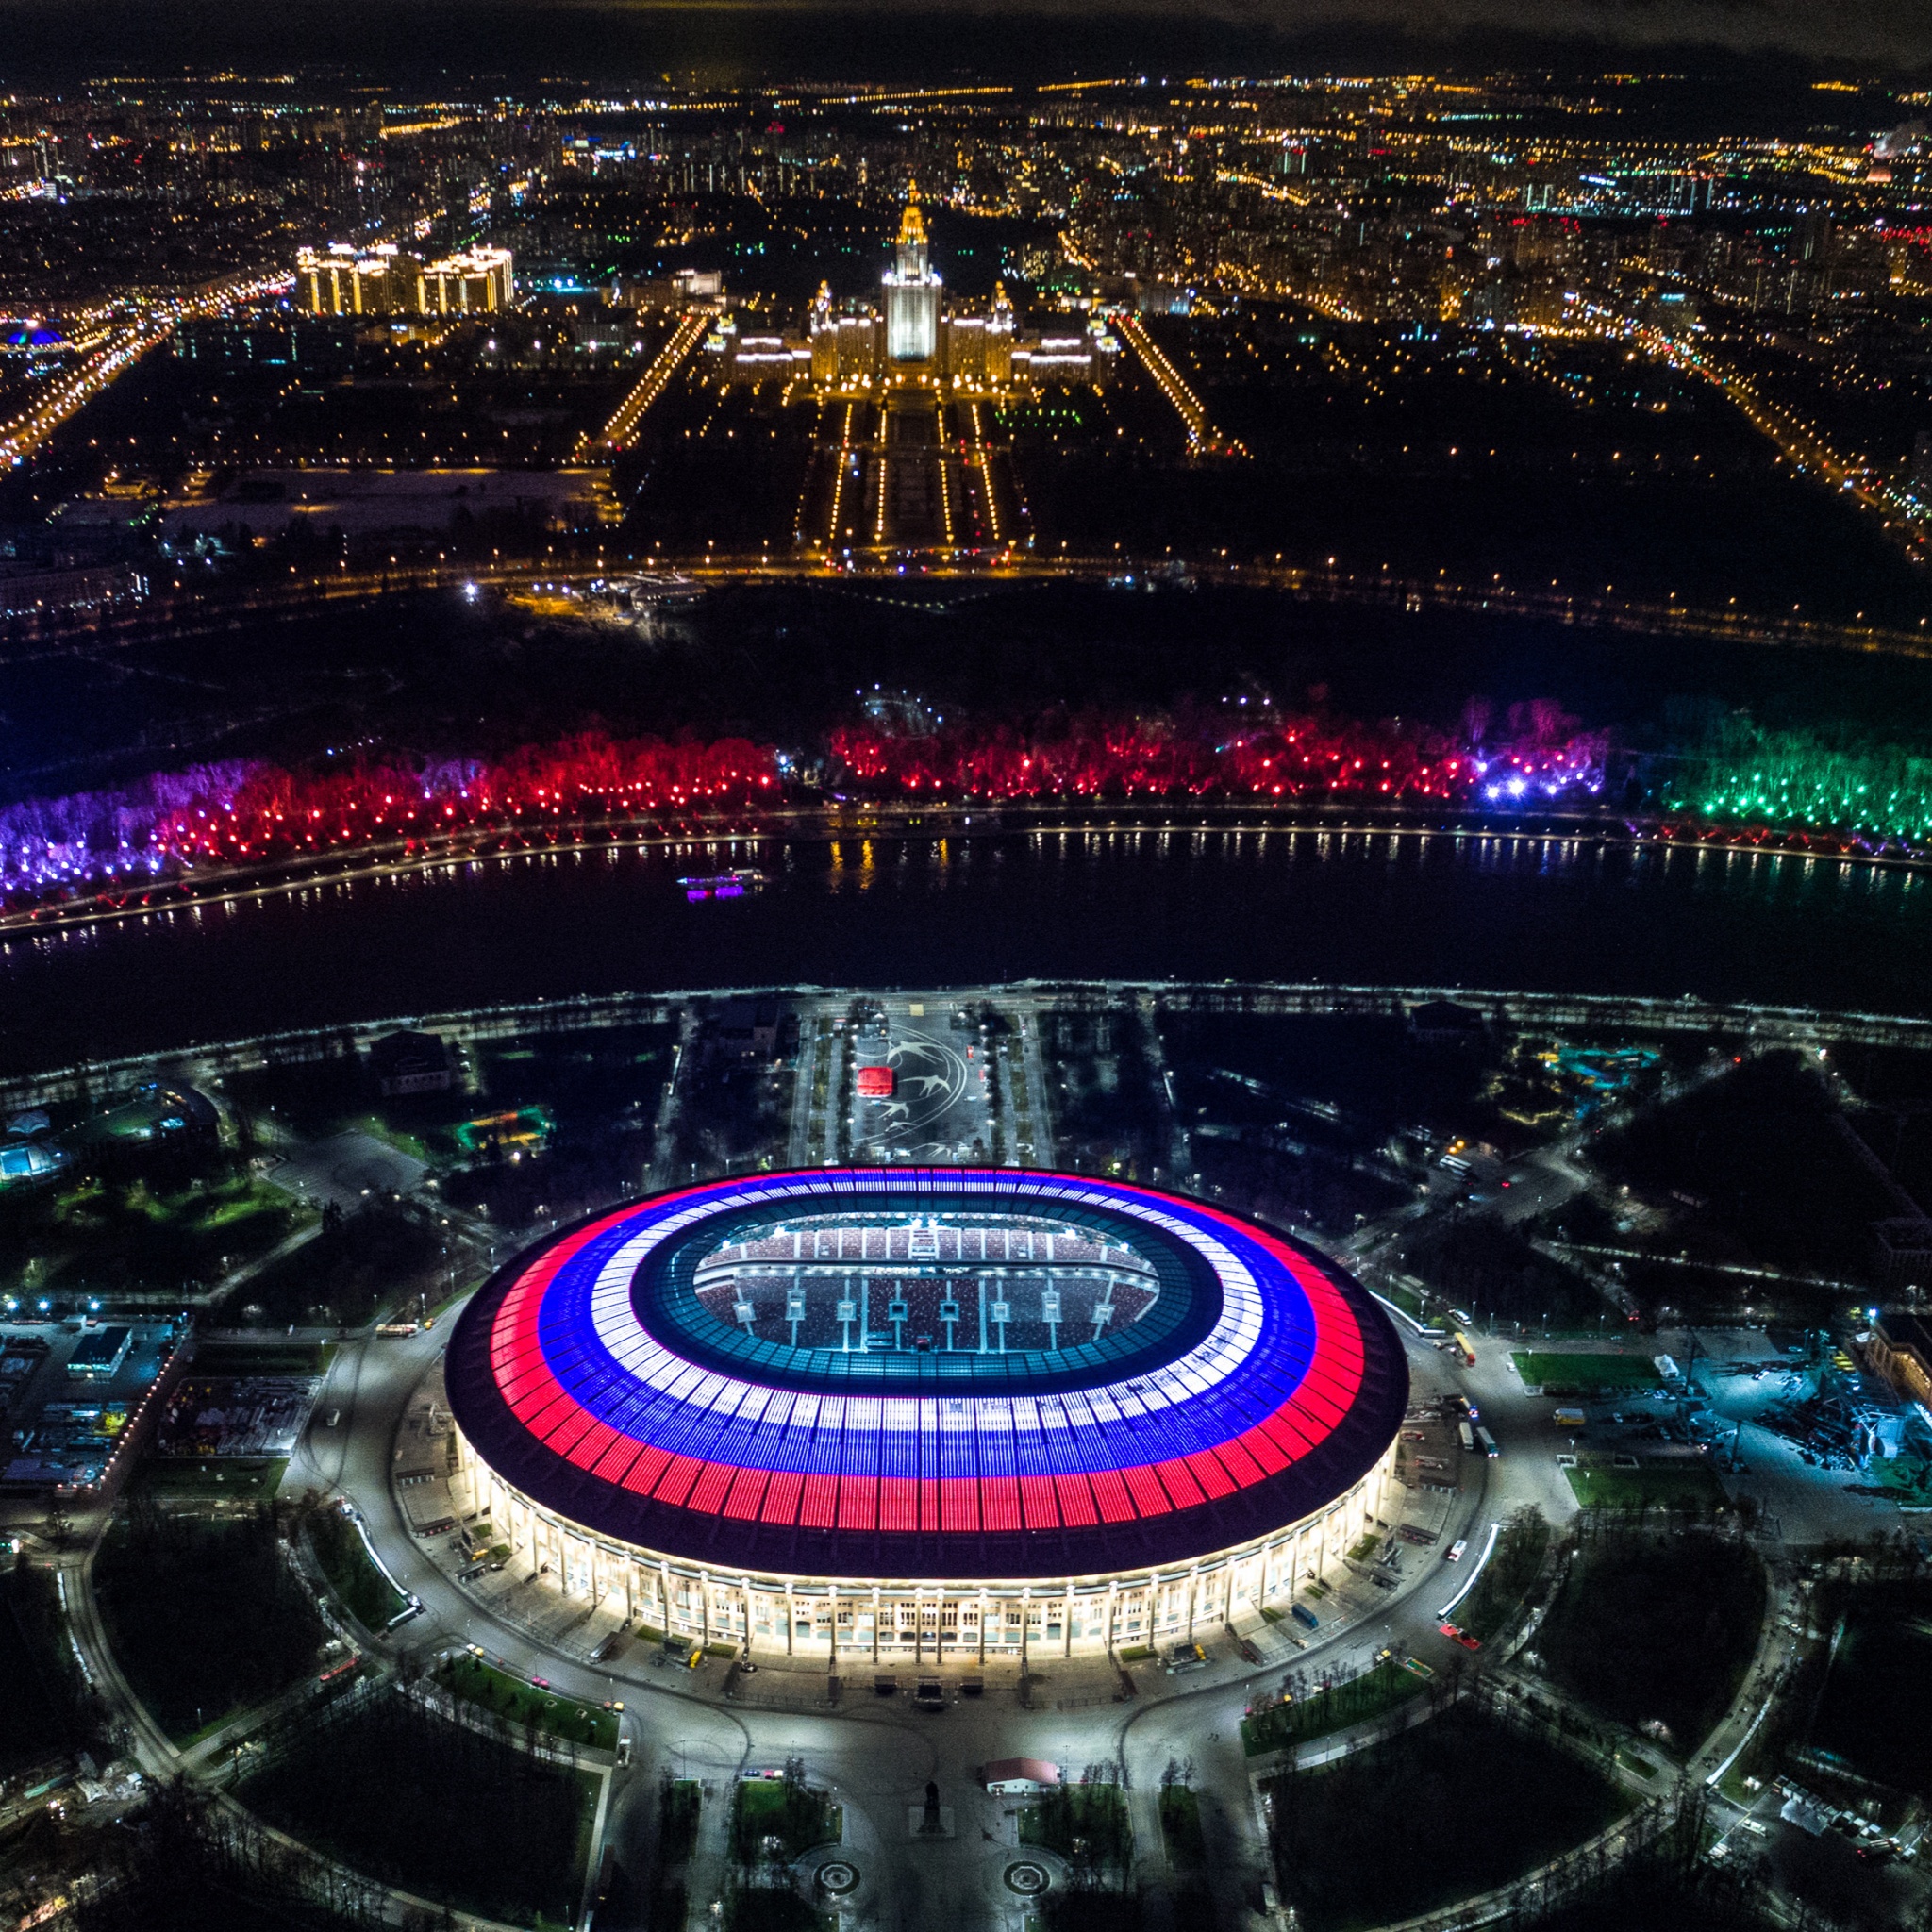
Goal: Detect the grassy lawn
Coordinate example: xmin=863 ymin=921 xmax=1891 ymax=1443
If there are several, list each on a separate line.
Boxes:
xmin=1264 ymin=1707 xmax=1628 ymax=1932
xmin=1513 ymin=1352 xmax=1662 ymax=1391
xmin=1021 ymin=1782 xmax=1133 ymax=1873
xmin=1563 ymin=1457 xmax=1730 ymax=1514
xmin=440 ymin=1653 xmax=618 ymax=1751
xmin=236 ymin=1202 xmax=446 ymax=1328
xmin=1158 ymin=1785 xmax=1208 ymax=1871
xmin=1371 ymin=1279 xmax=1430 ymax=1324
xmin=133 ymin=1457 xmax=290 ymax=1499
xmin=1536 ymin=1534 xmax=1765 ymax=1754
xmin=730 ymin=1773 xmax=841 ymax=1863
xmin=1457 ymin=1506 xmax=1552 ymax=1644
xmin=722 ymin=1894 xmax=828 ymax=1932
xmin=192 ymin=1339 xmax=327 ymax=1376
xmin=1241 ymin=1660 xmax=1426 ymax=1757
xmin=243 ymin=1690 xmax=591 ymax=1928
xmin=1 ymin=1165 xmax=308 ymax=1300
xmin=93 ymin=1503 xmax=325 ymax=1742
xmin=660 ymin=1779 xmax=702 ymax=1863
xmin=306 ymin=1505 xmax=408 ymax=1631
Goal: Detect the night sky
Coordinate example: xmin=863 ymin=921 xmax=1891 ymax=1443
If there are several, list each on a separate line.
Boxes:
xmin=2 ymin=0 xmax=1928 ymax=87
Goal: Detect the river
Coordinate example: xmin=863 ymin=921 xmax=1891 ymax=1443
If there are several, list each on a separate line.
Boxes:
xmin=2 ymin=822 xmax=1926 ymax=1074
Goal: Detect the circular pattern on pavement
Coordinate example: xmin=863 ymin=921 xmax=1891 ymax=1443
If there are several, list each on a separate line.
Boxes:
xmin=816 ymin=1860 xmax=860 ymax=1896
xmin=1004 ymin=1860 xmax=1052 ymax=1896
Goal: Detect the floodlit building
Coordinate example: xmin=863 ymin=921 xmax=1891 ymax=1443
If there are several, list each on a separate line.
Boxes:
xmin=296 ymin=242 xmax=420 ymax=316
xmin=883 ymin=191 xmax=941 ymax=364
xmin=719 ymin=192 xmax=1111 ymax=395
xmin=1867 ymin=1311 xmax=1932 ymax=1407
xmin=446 ymin=1169 xmax=1407 ymax=1662
xmin=418 ymin=246 xmax=515 ymax=316
xmin=297 ymin=242 xmax=515 ymax=317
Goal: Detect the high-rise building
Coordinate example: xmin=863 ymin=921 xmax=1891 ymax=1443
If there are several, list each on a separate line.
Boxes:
xmin=725 ymin=210 xmax=1107 ymax=394
xmin=882 ymin=189 xmax=941 ymax=364
xmin=417 ymin=246 xmax=516 ymax=315
xmin=296 ymin=242 xmax=418 ymax=315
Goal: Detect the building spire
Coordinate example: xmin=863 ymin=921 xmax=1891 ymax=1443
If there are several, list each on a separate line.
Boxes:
xmin=898 ymin=182 xmax=926 ymax=250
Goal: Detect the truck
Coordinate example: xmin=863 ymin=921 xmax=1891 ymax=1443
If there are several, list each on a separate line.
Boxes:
xmin=1553 ymin=1407 xmax=1587 ymax=1429
xmin=1450 ymin=1331 xmax=1477 ymax=1367
xmin=1473 ymin=1425 xmax=1499 ymax=1457
xmin=1457 ymin=1419 xmax=1476 ymax=1454
xmin=1291 ymin=1602 xmax=1321 ymax=1631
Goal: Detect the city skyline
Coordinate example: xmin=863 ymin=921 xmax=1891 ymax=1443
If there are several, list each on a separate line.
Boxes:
xmin=3 ymin=29 xmax=1932 ymax=1932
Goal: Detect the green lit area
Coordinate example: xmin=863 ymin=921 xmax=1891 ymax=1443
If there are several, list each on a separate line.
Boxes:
xmin=1666 ymin=726 xmax=1932 ymax=842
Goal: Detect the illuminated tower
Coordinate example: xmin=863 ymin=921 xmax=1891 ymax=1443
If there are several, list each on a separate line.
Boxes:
xmin=883 ymin=187 xmax=941 ymax=365
xmin=808 ymin=281 xmax=839 ymax=386
xmin=986 ymin=280 xmax=1014 ymax=388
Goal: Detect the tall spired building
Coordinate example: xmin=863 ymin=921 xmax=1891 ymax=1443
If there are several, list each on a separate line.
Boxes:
xmin=882 ymin=188 xmax=941 ymax=364
xmin=730 ymin=187 xmax=1116 ymax=394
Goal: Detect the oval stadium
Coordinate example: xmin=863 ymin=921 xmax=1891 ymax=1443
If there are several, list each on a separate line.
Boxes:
xmin=445 ymin=1170 xmax=1408 ymax=1660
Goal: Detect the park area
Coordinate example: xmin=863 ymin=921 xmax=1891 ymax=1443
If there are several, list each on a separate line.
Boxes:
xmin=439 ymin=1652 xmax=617 ymax=1751
xmin=237 ymin=1200 xmax=448 ymax=1329
xmin=93 ymin=1501 xmax=325 ymax=1741
xmin=1457 ymin=1506 xmax=1552 ymax=1642
xmin=307 ymin=1503 xmax=409 ymax=1631
xmin=730 ymin=1769 xmax=841 ymax=1864
xmin=1513 ymin=1352 xmax=1661 ymax=1393
xmin=1158 ymin=1782 xmax=1208 ymax=1870
xmin=0 ymin=1162 xmax=308 ymax=1303
xmin=1264 ymin=1707 xmax=1627 ymax=1931
xmin=1535 ymin=1532 xmax=1765 ymax=1753
xmin=1022 ymin=1780 xmax=1134 ymax=1878
xmin=1561 ymin=1456 xmax=1732 ymax=1515
xmin=1241 ymin=1659 xmax=1427 ymax=1757
xmin=0 ymin=1558 xmax=100 ymax=1775
xmin=243 ymin=1690 xmax=593 ymax=1927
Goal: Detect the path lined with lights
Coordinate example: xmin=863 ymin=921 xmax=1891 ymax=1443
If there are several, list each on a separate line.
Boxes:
xmin=586 ymin=308 xmax=710 ymax=452
xmin=6 ymin=549 xmax=1926 ymax=673
xmin=1116 ymin=314 xmax=1248 ymax=458
xmin=1620 ymin=315 xmax=1929 ymax=571
xmin=934 ymin=399 xmax=957 ymax=547
xmin=967 ymin=401 xmax=1004 ymax=543
xmin=0 ymin=269 xmax=291 ymax=468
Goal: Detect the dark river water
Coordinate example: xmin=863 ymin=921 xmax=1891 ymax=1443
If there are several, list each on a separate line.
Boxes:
xmin=3 ymin=824 xmax=1929 ymax=1073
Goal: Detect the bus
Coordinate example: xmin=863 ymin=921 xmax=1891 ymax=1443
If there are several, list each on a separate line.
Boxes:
xmin=1450 ymin=1331 xmax=1477 ymax=1367
xmin=1457 ymin=1420 xmax=1476 ymax=1455
xmin=1473 ymin=1425 xmax=1499 ymax=1457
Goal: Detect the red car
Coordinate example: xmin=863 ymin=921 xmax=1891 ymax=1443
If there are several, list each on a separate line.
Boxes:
xmin=1438 ymin=1624 xmax=1481 ymax=1651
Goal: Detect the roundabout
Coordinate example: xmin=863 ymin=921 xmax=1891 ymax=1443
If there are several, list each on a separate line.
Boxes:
xmin=442 ymin=1166 xmax=1407 ymax=1656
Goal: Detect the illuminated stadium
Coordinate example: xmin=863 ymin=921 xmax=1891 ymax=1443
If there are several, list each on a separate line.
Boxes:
xmin=445 ymin=1170 xmax=1407 ymax=1660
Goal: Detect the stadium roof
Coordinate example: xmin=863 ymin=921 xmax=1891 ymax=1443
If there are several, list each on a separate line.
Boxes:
xmin=446 ymin=1169 xmax=1407 ymax=1580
